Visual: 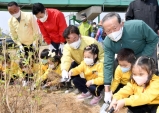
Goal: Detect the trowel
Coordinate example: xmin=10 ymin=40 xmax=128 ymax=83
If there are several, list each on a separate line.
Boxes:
xmin=100 ymin=101 xmax=114 ymax=113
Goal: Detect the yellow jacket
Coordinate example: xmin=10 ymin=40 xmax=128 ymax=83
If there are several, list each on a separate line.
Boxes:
xmin=8 ymin=11 xmax=39 ymax=46
xmin=71 ymin=61 xmax=104 ymax=85
xmin=61 ymin=36 xmax=104 ymax=71
xmin=111 ymin=65 xmax=131 ymax=93
xmin=0 ymin=62 xmax=20 ymax=78
xmin=39 ymin=64 xmax=61 ymax=81
xmin=113 ymin=75 xmax=159 ymax=109
xmin=33 ymin=63 xmax=48 ymax=75
xmin=78 ymin=21 xmax=93 ymax=36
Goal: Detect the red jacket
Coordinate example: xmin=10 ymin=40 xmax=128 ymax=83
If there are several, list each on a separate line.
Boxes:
xmin=37 ymin=8 xmax=67 ymax=44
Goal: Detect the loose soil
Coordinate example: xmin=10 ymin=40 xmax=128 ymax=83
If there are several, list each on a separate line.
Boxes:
xmin=0 ymin=86 xmax=127 ymax=113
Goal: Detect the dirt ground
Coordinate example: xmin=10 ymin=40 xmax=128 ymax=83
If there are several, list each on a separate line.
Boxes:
xmin=0 ymin=85 xmax=127 ymax=113
xmin=38 ymin=91 xmax=127 ymax=113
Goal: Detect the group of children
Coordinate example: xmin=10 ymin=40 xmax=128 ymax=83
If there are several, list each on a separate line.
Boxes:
xmin=0 ymin=43 xmax=159 ymax=112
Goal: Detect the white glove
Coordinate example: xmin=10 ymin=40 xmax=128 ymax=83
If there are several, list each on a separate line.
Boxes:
xmin=104 ymin=92 xmax=112 ymax=103
xmin=59 ymin=43 xmax=64 ymax=54
xmin=60 ymin=78 xmax=66 ymax=82
xmin=49 ymin=44 xmax=56 ymax=51
xmin=62 ymin=70 xmax=69 ymax=82
xmin=19 ymin=45 xmax=24 ymax=53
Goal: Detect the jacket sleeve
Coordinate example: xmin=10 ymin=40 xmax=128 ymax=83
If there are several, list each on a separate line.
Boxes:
xmin=113 ymin=82 xmax=134 ymax=100
xmin=71 ymin=61 xmax=84 ymax=76
xmin=94 ymin=40 xmax=104 ymax=63
xmin=57 ymin=12 xmax=67 ymax=43
xmin=31 ymin=14 xmax=40 ymax=44
xmin=8 ymin=19 xmax=21 ymax=46
xmin=141 ymin=21 xmax=158 ymax=56
xmin=37 ymin=20 xmax=51 ymax=44
xmin=61 ymin=45 xmax=73 ymax=71
xmin=126 ymin=2 xmax=134 ymax=21
xmin=103 ymin=43 xmax=115 ymax=85
xmin=92 ymin=63 xmax=104 ymax=85
xmin=124 ymin=80 xmax=159 ymax=106
xmin=111 ymin=66 xmax=122 ymax=93
xmin=89 ymin=25 xmax=93 ymax=36
xmin=40 ymin=68 xmax=50 ymax=81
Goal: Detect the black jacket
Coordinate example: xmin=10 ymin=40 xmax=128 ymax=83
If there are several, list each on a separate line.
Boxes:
xmin=126 ymin=0 xmax=159 ymax=32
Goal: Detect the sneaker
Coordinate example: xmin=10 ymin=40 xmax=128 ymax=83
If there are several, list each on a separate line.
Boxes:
xmin=90 ymin=95 xmax=102 ymax=105
xmin=77 ymin=92 xmax=92 ymax=99
xmin=65 ymin=87 xmax=74 ymax=93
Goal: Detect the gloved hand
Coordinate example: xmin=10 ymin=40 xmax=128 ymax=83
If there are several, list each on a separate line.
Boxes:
xmin=49 ymin=44 xmax=56 ymax=51
xmin=59 ymin=43 xmax=64 ymax=54
xmin=19 ymin=45 xmax=25 ymax=53
xmin=62 ymin=70 xmax=69 ymax=81
xmin=104 ymin=92 xmax=112 ymax=103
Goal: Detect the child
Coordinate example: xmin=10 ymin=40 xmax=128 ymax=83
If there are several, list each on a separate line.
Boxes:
xmin=0 ymin=52 xmax=19 ymax=84
xmin=69 ymin=44 xmax=104 ymax=105
xmin=39 ymin=49 xmax=49 ymax=74
xmin=19 ymin=59 xmax=34 ymax=86
xmin=111 ymin=48 xmax=136 ymax=93
xmin=109 ymin=56 xmax=159 ymax=113
xmin=37 ymin=49 xmax=62 ymax=89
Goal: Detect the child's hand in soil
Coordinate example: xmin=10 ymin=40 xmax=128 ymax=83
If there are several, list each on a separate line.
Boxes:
xmin=114 ymin=99 xmax=125 ymax=112
xmin=108 ymin=98 xmax=117 ymax=111
xmin=86 ymin=80 xmax=93 ymax=87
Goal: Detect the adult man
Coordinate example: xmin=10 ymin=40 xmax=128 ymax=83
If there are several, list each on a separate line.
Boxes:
xmin=102 ymin=12 xmax=158 ymax=102
xmin=8 ymin=1 xmax=39 ymax=58
xmin=32 ymin=3 xmax=67 ymax=55
xmin=126 ymin=0 xmax=159 ymax=72
xmin=126 ymin=0 xmax=159 ymax=33
xmin=61 ymin=25 xmax=104 ymax=92
xmin=78 ymin=13 xmax=93 ymax=37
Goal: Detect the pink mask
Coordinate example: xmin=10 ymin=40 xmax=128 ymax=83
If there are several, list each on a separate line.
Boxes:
xmin=133 ymin=75 xmax=148 ymax=86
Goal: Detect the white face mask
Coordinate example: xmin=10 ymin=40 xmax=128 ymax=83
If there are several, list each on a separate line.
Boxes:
xmin=84 ymin=58 xmax=94 ymax=65
xmin=69 ymin=38 xmax=81 ymax=49
xmin=12 ymin=10 xmax=21 ymax=18
xmin=49 ymin=64 xmax=55 ymax=69
xmin=40 ymin=12 xmax=48 ymax=22
xmin=133 ymin=75 xmax=148 ymax=86
xmin=107 ymin=27 xmax=123 ymax=42
xmin=93 ymin=25 xmax=96 ymax=27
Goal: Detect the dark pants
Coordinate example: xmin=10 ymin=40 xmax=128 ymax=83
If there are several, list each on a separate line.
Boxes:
xmin=113 ymin=83 xmax=125 ymax=94
xmin=51 ymin=42 xmax=62 ymax=56
xmin=73 ymin=76 xmax=104 ymax=96
xmin=128 ymin=104 xmax=158 ymax=113
xmin=22 ymin=44 xmax=33 ymax=57
xmin=66 ymin=61 xmax=80 ymax=89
